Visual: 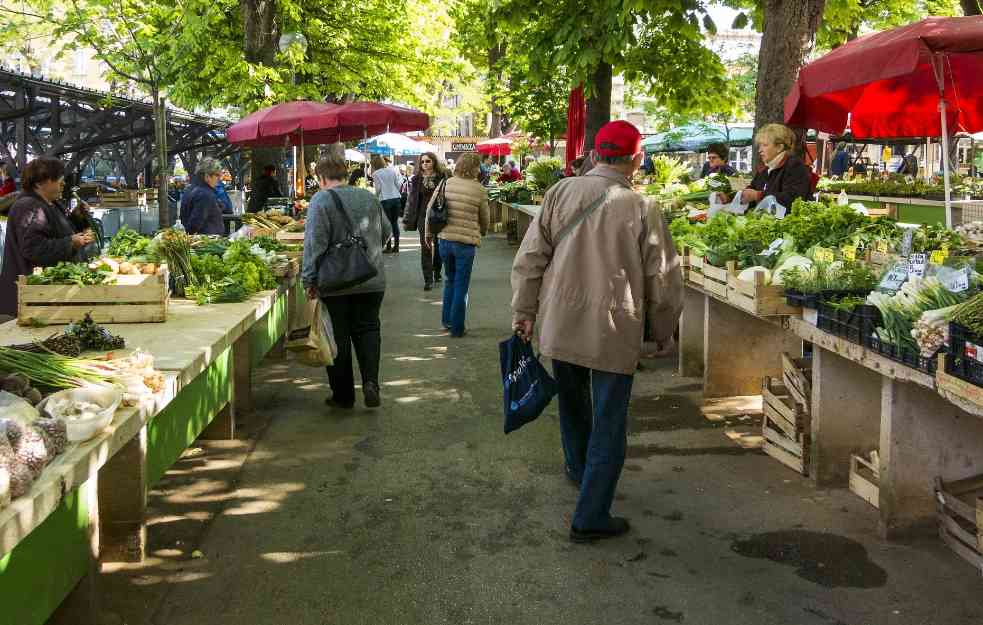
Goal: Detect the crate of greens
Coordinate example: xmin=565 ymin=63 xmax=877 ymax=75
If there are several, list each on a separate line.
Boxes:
xmin=17 ymin=260 xmax=168 ymax=326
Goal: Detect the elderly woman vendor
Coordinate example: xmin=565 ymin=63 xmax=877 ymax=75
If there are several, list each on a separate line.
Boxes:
xmin=730 ymin=123 xmax=813 ymax=210
xmin=0 ymin=157 xmax=95 ymax=320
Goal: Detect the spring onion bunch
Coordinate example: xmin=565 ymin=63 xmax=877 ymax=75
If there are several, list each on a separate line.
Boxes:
xmin=0 ymin=347 xmax=113 ymax=389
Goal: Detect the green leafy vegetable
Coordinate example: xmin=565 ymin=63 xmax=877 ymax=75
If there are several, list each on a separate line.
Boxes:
xmin=27 ymin=262 xmax=111 ymax=286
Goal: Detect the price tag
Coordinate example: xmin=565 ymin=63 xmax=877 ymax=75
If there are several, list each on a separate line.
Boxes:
xmin=814 ymin=247 xmax=835 ymax=263
xmin=761 ymin=238 xmax=784 ymax=257
xmin=907 ymin=253 xmax=928 ymax=278
xmin=943 ymin=266 xmax=970 ymax=293
xmin=965 ymin=341 xmax=983 ymax=363
xmin=878 ymin=265 xmax=908 ymax=293
xmin=900 ymin=228 xmax=916 ymax=257
xmin=875 ymin=241 xmax=889 ymax=255
xmin=841 ymin=245 xmax=857 ymax=261
xmin=930 ymin=249 xmax=949 ymax=264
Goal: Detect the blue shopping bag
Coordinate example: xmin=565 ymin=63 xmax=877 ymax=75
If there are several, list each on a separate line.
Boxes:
xmin=499 ymin=334 xmax=557 ymax=434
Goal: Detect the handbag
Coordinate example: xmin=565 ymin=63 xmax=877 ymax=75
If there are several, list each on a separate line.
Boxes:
xmin=315 ymin=189 xmax=378 ymax=295
xmin=427 ymin=179 xmax=449 ymax=233
xmin=499 ymin=334 xmax=558 ymax=434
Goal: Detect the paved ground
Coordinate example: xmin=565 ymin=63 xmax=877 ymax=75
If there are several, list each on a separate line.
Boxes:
xmin=98 ymin=233 xmax=983 ymax=625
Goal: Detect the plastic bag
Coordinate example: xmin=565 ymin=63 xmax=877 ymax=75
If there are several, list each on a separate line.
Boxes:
xmin=757 ymin=195 xmax=788 ymax=219
xmin=499 ymin=335 xmax=557 ymax=434
xmin=0 ymin=391 xmax=40 ymax=426
xmin=709 ymin=191 xmax=748 ymax=217
xmin=287 ymin=299 xmax=337 ymax=367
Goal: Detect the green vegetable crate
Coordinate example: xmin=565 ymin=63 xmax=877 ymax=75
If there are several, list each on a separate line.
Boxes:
xmin=727 ymin=269 xmax=801 ymax=317
xmin=17 ymin=265 xmax=169 ymax=326
xmin=761 ymin=376 xmax=811 ymax=476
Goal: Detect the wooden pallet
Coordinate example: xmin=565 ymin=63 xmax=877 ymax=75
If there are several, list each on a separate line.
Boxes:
xmin=728 ymin=270 xmax=801 ymax=317
xmin=686 ymin=252 xmax=705 ymax=288
xmin=782 ymin=353 xmax=813 ymax=412
xmin=761 ymin=377 xmax=810 ymax=475
xmin=850 ymin=453 xmax=880 ymax=509
xmin=702 ymin=261 xmax=735 ymax=299
xmin=935 ymin=473 xmax=983 ymax=572
xmin=17 ymin=267 xmax=169 ymax=326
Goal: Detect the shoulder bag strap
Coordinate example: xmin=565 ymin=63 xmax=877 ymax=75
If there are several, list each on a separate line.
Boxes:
xmin=326 ymin=189 xmax=357 ymax=236
xmin=552 ymin=188 xmax=611 ymax=247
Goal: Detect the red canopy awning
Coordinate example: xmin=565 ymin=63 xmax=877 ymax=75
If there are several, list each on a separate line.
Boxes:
xmin=785 ymin=16 xmax=983 ymax=138
xmin=227 ymin=101 xmax=342 ymax=147
xmin=476 ymin=137 xmax=512 ymax=156
xmin=329 ymin=101 xmax=430 ymax=141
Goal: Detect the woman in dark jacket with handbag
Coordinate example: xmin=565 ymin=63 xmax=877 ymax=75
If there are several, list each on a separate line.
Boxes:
xmin=303 ymin=143 xmax=392 ymax=410
xmin=402 ymin=151 xmax=448 ymax=291
xmin=0 ymin=157 xmax=95 ymax=319
xmin=732 ymin=123 xmax=813 ymax=211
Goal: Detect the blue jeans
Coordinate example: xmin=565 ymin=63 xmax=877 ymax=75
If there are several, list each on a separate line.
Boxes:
xmin=552 ymin=360 xmax=634 ymax=530
xmin=438 ymin=239 xmax=476 ymax=336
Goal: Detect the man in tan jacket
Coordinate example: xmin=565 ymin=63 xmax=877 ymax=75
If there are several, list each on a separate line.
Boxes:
xmin=510 ymin=120 xmax=683 ymax=543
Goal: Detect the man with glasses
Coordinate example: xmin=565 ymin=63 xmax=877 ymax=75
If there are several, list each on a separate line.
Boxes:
xmin=180 ymin=158 xmax=226 ymax=235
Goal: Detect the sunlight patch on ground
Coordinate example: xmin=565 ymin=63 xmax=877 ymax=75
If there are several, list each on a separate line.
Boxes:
xmin=395 ymin=396 xmax=422 ymax=404
xmin=260 ymin=550 xmax=345 ymax=564
xmin=393 ymin=355 xmax=434 ymax=362
xmin=383 ymin=379 xmax=421 ymax=387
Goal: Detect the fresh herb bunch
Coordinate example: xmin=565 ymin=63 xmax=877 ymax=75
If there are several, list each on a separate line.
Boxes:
xmin=782 ymin=200 xmax=869 ymax=250
xmin=191 ymin=236 xmax=230 ymax=257
xmin=251 ymin=236 xmax=287 ymax=253
xmin=646 ymin=155 xmax=690 ymax=191
xmin=106 ymin=226 xmax=153 ymax=258
xmin=27 ymin=262 xmax=110 ymax=286
xmin=222 ymin=240 xmax=278 ymax=294
xmin=152 ymin=229 xmax=197 ymax=295
xmin=525 ymin=159 xmax=563 ymax=194
xmin=669 ymin=216 xmax=706 ymax=255
xmin=911 ymin=224 xmax=963 ymax=253
xmin=187 ymin=277 xmax=249 ymax=304
xmin=781 ymin=260 xmax=877 ymax=294
xmin=65 ymin=313 xmax=126 ymax=350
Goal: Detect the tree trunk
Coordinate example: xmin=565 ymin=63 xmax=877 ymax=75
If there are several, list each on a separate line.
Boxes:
xmin=753 ymin=0 xmax=826 ymax=169
xmin=584 ymin=62 xmax=613 ymax=152
xmin=961 ymin=0 xmax=981 ymax=15
xmin=488 ymin=43 xmax=506 ymax=138
xmin=153 ymin=93 xmax=170 ymax=228
xmin=242 ymin=0 xmax=283 ymax=192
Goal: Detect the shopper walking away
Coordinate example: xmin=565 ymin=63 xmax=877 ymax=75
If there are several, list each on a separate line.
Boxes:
xmin=510 ymin=120 xmax=683 ymax=543
xmin=180 ymin=158 xmax=226 ymax=235
xmin=830 ymin=142 xmax=851 ymax=177
xmin=403 ymin=151 xmax=448 ymax=290
xmin=426 ymin=152 xmax=488 ymax=338
xmin=371 ymin=154 xmax=403 ymax=254
xmin=303 ymin=144 xmax=392 ymax=409
xmin=248 ymin=164 xmax=281 ymax=213
xmin=0 ymin=157 xmax=97 ymax=320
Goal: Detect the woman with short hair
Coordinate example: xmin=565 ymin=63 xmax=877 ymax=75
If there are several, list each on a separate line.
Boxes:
xmin=403 ymin=151 xmax=449 ymax=290
xmin=180 ymin=157 xmax=226 ymax=235
xmin=426 ymin=152 xmax=489 ymax=337
xmin=0 ymin=157 xmax=95 ymax=318
xmin=302 ymin=143 xmax=392 ymax=410
xmin=733 ymin=123 xmax=813 ymax=210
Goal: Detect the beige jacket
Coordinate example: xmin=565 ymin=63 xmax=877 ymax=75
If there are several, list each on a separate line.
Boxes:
xmin=510 ymin=167 xmax=683 ymax=375
xmin=426 ymin=177 xmax=489 ymax=246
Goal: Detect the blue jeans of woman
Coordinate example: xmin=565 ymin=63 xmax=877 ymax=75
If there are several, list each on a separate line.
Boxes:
xmin=437 ymin=239 xmax=476 ymax=336
xmin=552 ymin=360 xmax=634 ymax=531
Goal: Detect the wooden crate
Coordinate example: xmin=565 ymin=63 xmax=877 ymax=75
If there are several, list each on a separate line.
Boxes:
xmin=275 ymin=230 xmax=305 ymax=242
xmin=782 ymin=353 xmax=813 ymax=412
xmin=934 ymin=473 xmax=983 ymax=572
xmin=728 ymin=270 xmax=801 ymax=317
xmin=761 ymin=377 xmax=810 ymax=475
xmin=702 ymin=261 xmax=735 ymax=299
xmin=686 ymin=252 xmax=705 ymax=288
xmin=850 ymin=453 xmax=880 ymax=509
xmin=17 ymin=267 xmax=169 ymax=326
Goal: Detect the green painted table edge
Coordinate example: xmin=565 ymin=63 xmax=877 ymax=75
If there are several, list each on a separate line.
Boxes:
xmin=249 ymin=285 xmax=291 ymax=369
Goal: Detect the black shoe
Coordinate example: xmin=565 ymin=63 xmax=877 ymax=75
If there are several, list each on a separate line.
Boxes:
xmin=363 ymin=382 xmax=381 ymax=408
xmin=424 ymin=281 xmax=433 ymax=291
xmin=569 ymin=517 xmax=631 ymax=544
xmin=434 ymin=275 xmax=443 ymax=283
xmin=325 ymin=396 xmax=354 ymax=410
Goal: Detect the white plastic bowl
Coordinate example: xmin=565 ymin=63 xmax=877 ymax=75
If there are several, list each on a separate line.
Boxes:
xmin=38 ymin=385 xmax=123 ymax=442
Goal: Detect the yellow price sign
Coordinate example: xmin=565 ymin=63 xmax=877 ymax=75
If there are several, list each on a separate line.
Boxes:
xmin=815 ymin=247 xmax=835 ymax=263
xmin=930 ymin=249 xmax=949 ymax=264
xmin=841 ymin=245 xmax=857 ymax=261
xmin=875 ymin=241 xmax=889 ymax=254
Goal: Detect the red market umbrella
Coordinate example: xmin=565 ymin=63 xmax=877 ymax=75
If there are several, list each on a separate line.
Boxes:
xmin=476 ymin=137 xmax=512 ymax=156
xmin=784 ymin=16 xmax=983 ymax=225
xmin=329 ymin=101 xmax=430 ymax=141
xmin=227 ymin=100 xmax=341 ymax=147
xmin=565 ymin=85 xmax=586 ymax=175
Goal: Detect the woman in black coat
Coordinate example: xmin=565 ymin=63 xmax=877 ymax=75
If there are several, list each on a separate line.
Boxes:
xmin=734 ymin=123 xmax=813 ymax=211
xmin=402 ymin=151 xmax=449 ymax=291
xmin=0 ymin=157 xmax=95 ymax=318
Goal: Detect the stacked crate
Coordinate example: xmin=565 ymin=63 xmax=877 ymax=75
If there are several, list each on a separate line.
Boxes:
xmin=761 ymin=354 xmax=813 ymax=475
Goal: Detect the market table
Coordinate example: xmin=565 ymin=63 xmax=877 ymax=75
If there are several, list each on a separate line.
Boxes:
xmin=507 ymin=203 xmax=540 ymax=243
xmin=678 ymin=279 xmax=983 ymax=542
xmin=0 ymin=275 xmax=300 ymax=625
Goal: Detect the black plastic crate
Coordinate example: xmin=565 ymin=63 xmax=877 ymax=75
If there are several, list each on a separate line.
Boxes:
xmin=945 ymin=353 xmax=983 ymax=387
xmin=865 ymin=335 xmax=937 ymax=374
xmin=785 ymin=290 xmax=820 ymax=309
xmin=948 ymin=322 xmax=983 ymax=363
xmin=816 ymin=301 xmax=881 ymax=346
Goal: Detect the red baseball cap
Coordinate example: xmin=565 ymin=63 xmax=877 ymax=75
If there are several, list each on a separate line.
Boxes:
xmin=595 ymin=120 xmax=642 ymax=158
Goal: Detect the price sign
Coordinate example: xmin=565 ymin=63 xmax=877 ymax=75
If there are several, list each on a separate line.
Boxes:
xmin=908 ymin=253 xmax=928 ymax=278
xmin=930 ymin=249 xmax=949 ymax=264
xmin=875 ymin=241 xmax=889 ymax=255
xmin=878 ymin=265 xmax=908 ymax=293
xmin=900 ymin=227 xmax=916 ymax=257
xmin=761 ymin=238 xmax=785 ymax=257
xmin=841 ymin=245 xmax=857 ymax=261
xmin=943 ymin=266 xmax=970 ymax=293
xmin=814 ymin=247 xmax=835 ymax=263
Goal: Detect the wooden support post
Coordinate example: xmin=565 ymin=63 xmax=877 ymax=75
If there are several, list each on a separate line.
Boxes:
xmin=97 ymin=426 xmax=147 ymax=563
xmin=809 ymin=348 xmax=881 ymax=487
xmin=879 ymin=378 xmax=983 ymax=539
xmin=232 ymin=332 xmax=253 ymax=421
xmin=200 ymin=403 xmax=235 ymax=440
xmin=702 ymin=296 xmax=801 ymax=398
xmin=678 ymin=288 xmax=705 ymax=378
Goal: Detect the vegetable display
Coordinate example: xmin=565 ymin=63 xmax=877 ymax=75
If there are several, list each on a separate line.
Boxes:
xmin=65 ymin=314 xmax=126 ymax=351
xmin=106 ymin=226 xmax=153 ymax=258
xmin=27 ymin=262 xmax=110 ymax=286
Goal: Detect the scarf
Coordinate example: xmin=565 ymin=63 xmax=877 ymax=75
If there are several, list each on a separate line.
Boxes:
xmin=767 ymin=151 xmax=788 ymax=173
xmin=422 ymin=174 xmax=438 ymax=191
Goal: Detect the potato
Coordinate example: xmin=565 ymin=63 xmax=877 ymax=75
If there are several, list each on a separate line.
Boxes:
xmin=141 ymin=263 xmax=157 ymax=274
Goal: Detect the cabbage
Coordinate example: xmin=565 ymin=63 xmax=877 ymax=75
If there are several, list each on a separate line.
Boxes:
xmin=738 ymin=267 xmax=771 ymax=284
xmin=772 ymin=255 xmax=812 ymax=286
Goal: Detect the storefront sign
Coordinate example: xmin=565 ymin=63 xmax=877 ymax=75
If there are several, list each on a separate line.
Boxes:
xmin=451 ymin=142 xmax=476 ymax=152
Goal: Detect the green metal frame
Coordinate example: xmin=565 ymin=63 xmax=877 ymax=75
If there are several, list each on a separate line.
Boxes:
xmin=249 ymin=289 xmax=289 ymax=369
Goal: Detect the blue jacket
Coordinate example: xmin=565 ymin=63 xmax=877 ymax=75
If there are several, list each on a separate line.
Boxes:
xmin=215 ymin=181 xmax=234 ymax=213
xmin=831 ymin=150 xmax=850 ymax=177
xmin=179 ymin=177 xmax=224 ymax=235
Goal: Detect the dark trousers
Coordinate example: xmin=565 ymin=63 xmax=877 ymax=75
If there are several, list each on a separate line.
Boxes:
xmin=381 ymin=198 xmax=401 ymax=251
xmin=419 ymin=230 xmax=443 ymax=283
xmin=322 ymin=291 xmax=385 ymax=404
xmin=553 ymin=360 xmax=634 ymax=530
